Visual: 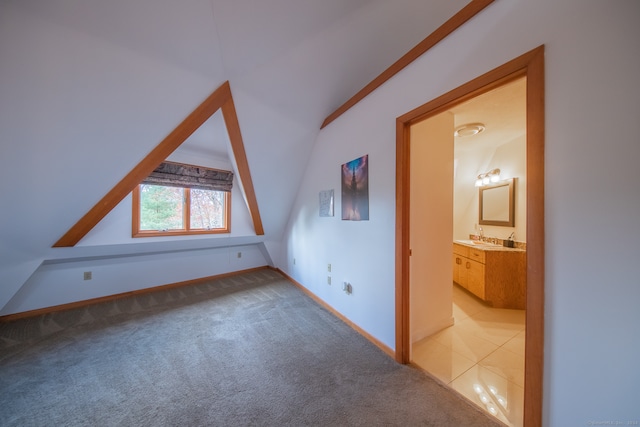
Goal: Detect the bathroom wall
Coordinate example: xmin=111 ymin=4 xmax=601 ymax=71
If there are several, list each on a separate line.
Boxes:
xmin=410 ymin=113 xmax=455 ymax=343
xmin=454 ymin=135 xmax=527 ymax=243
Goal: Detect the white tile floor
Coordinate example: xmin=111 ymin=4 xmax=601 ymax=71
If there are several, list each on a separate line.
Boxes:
xmin=412 ymin=284 xmax=525 ymax=427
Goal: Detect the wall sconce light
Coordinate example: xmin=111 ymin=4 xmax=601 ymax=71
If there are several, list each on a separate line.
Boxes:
xmin=475 ymin=168 xmax=501 ymax=187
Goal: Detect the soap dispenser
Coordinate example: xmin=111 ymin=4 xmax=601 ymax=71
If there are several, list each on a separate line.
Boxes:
xmin=503 ymin=232 xmax=515 ymax=248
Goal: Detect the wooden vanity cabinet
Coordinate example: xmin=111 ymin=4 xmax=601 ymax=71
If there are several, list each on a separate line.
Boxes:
xmin=453 ymin=245 xmax=485 ymax=299
xmin=452 ymin=242 xmax=525 ymax=309
xmin=452 ymin=246 xmax=465 ymax=284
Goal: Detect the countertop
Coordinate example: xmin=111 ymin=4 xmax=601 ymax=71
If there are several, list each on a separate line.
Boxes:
xmin=454 ymin=239 xmax=526 ymax=252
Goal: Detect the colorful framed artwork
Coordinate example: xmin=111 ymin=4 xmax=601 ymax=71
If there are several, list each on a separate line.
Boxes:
xmin=341 ymin=154 xmax=369 ymax=221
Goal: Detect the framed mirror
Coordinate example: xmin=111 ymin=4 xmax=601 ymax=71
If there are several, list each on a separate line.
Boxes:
xmin=479 ymin=178 xmax=515 ymax=226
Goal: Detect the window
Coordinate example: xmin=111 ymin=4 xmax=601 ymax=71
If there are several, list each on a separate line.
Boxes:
xmin=132 ymin=162 xmax=232 ymax=237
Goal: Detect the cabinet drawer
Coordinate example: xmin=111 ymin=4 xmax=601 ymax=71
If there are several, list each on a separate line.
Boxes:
xmin=452 ymin=254 xmax=460 ymax=284
xmin=466 ymin=259 xmax=485 ymax=299
xmin=453 ymin=243 xmax=469 ymax=257
xmin=468 ymin=247 xmax=485 ymax=264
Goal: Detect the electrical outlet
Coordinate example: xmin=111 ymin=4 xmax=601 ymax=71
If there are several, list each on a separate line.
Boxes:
xmin=83 ymin=271 xmax=92 ymax=281
xmin=327 ymin=263 xmax=331 ymax=272
xmin=293 ymin=258 xmax=296 ymax=265
xmin=237 ymin=252 xmax=242 ymax=258
xmin=343 ymin=282 xmax=352 ymax=295
xmin=327 ymin=276 xmax=331 ymax=285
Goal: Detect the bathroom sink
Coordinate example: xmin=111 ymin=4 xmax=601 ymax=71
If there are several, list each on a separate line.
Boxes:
xmin=455 ymin=239 xmax=498 ymax=247
xmin=455 ymin=239 xmax=478 ymax=245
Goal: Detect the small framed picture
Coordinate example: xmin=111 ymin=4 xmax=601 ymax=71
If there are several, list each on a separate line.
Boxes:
xmin=319 ymin=189 xmax=334 ymax=217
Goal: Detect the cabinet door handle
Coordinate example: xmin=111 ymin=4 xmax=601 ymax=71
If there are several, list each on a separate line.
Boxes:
xmin=466 ymin=262 xmax=471 ymax=269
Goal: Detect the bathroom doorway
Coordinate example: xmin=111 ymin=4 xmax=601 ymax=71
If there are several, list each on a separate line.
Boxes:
xmin=409 ymin=76 xmax=527 ymax=426
xmin=395 ymin=46 xmax=544 ymax=427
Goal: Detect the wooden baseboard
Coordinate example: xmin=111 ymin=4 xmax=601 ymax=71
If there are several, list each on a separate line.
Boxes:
xmin=0 ymin=266 xmax=270 ymax=323
xmin=273 ymin=267 xmax=396 ymax=359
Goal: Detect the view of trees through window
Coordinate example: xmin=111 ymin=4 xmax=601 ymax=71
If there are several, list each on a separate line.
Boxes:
xmin=140 ymin=185 xmax=183 ymax=230
xmin=190 ymin=188 xmax=226 ymax=229
xmin=139 ymin=184 xmax=226 ymax=231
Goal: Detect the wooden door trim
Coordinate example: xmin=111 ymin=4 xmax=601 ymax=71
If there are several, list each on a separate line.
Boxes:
xmin=395 ymin=45 xmax=544 ymax=427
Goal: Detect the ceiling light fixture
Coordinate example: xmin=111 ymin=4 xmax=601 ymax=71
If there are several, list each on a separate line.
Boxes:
xmin=455 ymin=122 xmax=485 ymax=137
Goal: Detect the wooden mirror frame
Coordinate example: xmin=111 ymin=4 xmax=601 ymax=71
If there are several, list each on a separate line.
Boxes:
xmin=479 ymin=178 xmax=515 ymax=226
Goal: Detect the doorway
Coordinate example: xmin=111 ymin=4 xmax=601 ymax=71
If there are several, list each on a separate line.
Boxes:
xmin=410 ymin=76 xmax=527 ymax=426
xmin=395 ymin=46 xmax=544 ymax=427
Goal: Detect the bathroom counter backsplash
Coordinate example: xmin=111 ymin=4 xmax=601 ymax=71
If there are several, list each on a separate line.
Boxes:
xmin=467 ymin=235 xmax=527 ymax=251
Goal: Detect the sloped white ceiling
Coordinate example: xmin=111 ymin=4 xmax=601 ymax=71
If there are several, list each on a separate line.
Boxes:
xmin=11 ymin=0 xmax=225 ymax=78
xmin=213 ymin=0 xmax=470 ymax=239
xmin=0 ymin=0 xmax=473 ymax=307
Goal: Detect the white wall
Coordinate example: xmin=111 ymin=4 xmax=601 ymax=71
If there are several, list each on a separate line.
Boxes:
xmin=280 ymin=0 xmax=640 ymax=424
xmin=0 ymin=1 xmax=225 ymax=309
xmin=0 ymin=168 xmax=268 ymax=316
xmin=0 ymin=2 xmax=270 ymax=313
xmin=1 ymin=244 xmax=266 ymax=315
xmin=78 ymin=149 xmax=257 ymax=246
xmin=0 ymin=144 xmax=267 ymax=316
xmin=282 ymin=124 xmax=397 ymax=349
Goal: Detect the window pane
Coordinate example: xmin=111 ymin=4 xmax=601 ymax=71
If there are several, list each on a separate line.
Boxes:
xmin=190 ymin=189 xmax=226 ymax=229
xmin=139 ymin=184 xmax=184 ymax=231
